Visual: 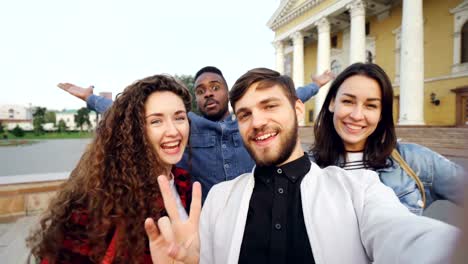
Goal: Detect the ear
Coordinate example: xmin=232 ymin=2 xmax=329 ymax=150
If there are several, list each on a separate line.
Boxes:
xmin=328 ymin=98 xmax=335 ymax=113
xmin=294 ymin=99 xmax=305 ymax=122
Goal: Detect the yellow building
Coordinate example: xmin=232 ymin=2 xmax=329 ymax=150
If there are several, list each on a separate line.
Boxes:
xmin=268 ymin=0 xmax=468 ymax=126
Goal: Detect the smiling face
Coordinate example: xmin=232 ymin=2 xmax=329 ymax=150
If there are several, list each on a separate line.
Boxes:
xmin=145 ymin=91 xmax=189 ymax=173
xmin=328 ymin=75 xmax=382 ymax=152
xmin=235 ymin=83 xmax=304 ymax=167
xmin=194 ymin=72 xmax=230 ymax=121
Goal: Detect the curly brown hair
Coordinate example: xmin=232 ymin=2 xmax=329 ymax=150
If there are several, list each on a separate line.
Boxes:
xmin=27 ymin=75 xmax=192 ymax=263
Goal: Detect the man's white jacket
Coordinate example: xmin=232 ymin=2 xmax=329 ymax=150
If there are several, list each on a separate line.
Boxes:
xmin=200 ymin=162 xmax=458 ymax=264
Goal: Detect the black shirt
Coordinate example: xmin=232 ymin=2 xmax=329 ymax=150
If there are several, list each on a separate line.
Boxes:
xmin=238 ymin=153 xmax=315 ymax=264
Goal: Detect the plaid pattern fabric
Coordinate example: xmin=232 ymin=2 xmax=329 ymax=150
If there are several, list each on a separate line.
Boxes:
xmin=40 ymin=167 xmax=191 ymax=264
xmin=173 ymin=166 xmax=192 ymax=213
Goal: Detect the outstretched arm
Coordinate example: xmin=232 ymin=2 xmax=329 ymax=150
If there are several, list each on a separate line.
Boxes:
xmin=57 ymin=83 xmax=113 ymax=114
xmin=145 ymin=176 xmax=201 ymax=264
xmin=57 ymin=83 xmax=94 ymax=102
xmin=296 ymin=70 xmax=334 ymax=103
xmin=359 ymin=170 xmax=458 ymax=263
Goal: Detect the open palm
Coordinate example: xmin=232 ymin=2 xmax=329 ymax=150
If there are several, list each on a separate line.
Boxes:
xmin=57 ymin=82 xmax=94 ymax=101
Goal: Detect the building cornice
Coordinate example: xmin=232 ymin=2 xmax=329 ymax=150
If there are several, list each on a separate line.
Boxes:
xmin=392 ymin=72 xmax=468 ymax=87
xmin=267 ymin=0 xmax=327 ymax=31
xmin=450 ymin=0 xmax=468 ymax=14
xmin=273 ymin=0 xmax=355 ymax=41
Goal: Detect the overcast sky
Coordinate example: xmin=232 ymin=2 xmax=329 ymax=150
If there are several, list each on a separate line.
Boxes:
xmin=0 ymin=0 xmax=280 ymax=110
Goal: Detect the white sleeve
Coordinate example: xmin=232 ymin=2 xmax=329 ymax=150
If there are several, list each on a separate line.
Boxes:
xmin=358 ymin=170 xmax=459 ymax=264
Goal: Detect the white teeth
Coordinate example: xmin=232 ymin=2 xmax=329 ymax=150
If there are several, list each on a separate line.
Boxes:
xmin=162 ymin=141 xmax=179 ymax=148
xmin=255 ymin=132 xmax=277 ymax=141
xmin=346 ymin=124 xmax=362 ymax=130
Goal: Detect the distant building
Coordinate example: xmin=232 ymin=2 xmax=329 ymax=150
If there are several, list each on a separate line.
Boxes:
xmin=56 ymin=109 xmax=98 ymax=131
xmin=0 ymin=104 xmax=33 ymax=130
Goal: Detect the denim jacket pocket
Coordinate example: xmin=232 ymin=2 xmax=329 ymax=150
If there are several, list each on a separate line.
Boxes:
xmin=396 ymin=185 xmax=424 ymax=215
xmin=190 ymin=133 xmax=216 ymax=148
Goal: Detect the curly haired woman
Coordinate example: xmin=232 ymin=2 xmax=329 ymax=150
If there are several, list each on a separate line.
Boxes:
xmin=27 ymin=74 xmax=197 ymax=263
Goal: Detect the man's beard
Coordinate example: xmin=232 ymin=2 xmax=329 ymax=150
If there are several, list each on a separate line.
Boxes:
xmin=244 ymin=116 xmax=298 ymax=167
xmin=201 ymin=100 xmax=229 ymax=121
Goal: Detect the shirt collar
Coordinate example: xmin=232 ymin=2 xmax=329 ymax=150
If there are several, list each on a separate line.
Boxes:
xmin=221 ymin=113 xmax=234 ymax=122
xmin=254 ymin=153 xmax=311 ymax=184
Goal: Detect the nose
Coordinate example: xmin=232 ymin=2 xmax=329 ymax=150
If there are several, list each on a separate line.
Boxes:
xmin=349 ymin=105 xmax=364 ymax=120
xmin=251 ymin=110 xmax=267 ymax=129
xmin=165 ymin=120 xmax=178 ymax=137
xmin=204 ymin=88 xmax=214 ymax=98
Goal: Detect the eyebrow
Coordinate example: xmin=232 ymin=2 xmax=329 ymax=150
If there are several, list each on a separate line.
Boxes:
xmin=145 ymin=110 xmax=186 ymax=118
xmin=342 ymin=93 xmax=381 ymax=102
xmin=235 ymin=97 xmax=281 ymax=115
xmin=195 ymin=80 xmax=222 ymax=89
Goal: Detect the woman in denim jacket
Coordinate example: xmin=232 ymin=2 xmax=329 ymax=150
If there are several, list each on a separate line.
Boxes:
xmin=311 ymin=62 xmax=464 ymax=215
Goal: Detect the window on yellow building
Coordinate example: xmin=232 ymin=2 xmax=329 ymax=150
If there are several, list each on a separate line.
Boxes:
xmin=331 ymin=35 xmax=338 ymax=48
xmin=462 ymin=22 xmax=468 ymax=63
xmin=309 ymin=110 xmax=314 ymax=122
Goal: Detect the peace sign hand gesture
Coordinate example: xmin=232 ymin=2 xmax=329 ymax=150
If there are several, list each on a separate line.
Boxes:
xmin=145 ymin=176 xmax=201 ymax=264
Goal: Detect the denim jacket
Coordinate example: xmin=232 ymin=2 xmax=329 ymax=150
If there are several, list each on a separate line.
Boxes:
xmin=310 ymin=142 xmax=465 ymax=215
xmin=86 ymin=83 xmax=320 ymax=201
xmin=377 ymin=142 xmax=465 ymax=215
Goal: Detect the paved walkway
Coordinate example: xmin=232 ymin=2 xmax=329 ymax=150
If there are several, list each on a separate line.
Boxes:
xmin=0 ymin=216 xmax=38 ymax=263
xmin=0 ymin=139 xmax=90 ymax=176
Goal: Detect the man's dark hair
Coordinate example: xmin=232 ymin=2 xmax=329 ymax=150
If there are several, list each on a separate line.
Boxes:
xmin=194 ymin=66 xmax=227 ymax=85
xmin=229 ymin=68 xmax=298 ymax=111
xmin=312 ymin=62 xmax=396 ymax=170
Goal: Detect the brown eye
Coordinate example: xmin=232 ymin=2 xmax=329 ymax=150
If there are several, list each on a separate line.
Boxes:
xmin=150 ymin=119 xmax=162 ymax=125
xmin=195 ymin=89 xmax=204 ymax=96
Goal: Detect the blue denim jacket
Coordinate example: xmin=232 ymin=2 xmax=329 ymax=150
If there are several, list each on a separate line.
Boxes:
xmin=377 ymin=142 xmax=465 ymax=215
xmin=86 ymin=83 xmax=320 ymax=201
xmin=310 ymin=142 xmax=465 ymax=215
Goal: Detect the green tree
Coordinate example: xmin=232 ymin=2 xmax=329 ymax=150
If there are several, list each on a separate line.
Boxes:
xmin=74 ymin=107 xmax=91 ymax=131
xmin=175 ymin=74 xmax=199 ymax=114
xmin=0 ymin=121 xmax=4 ymax=133
xmin=57 ymin=119 xmax=67 ymax=133
xmin=45 ymin=111 xmax=56 ymax=124
xmin=33 ymin=107 xmax=47 ymax=135
xmin=11 ymin=125 xmax=25 ymax=137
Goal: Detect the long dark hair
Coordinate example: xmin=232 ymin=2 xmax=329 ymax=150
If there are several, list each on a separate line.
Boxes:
xmin=27 ymin=75 xmax=191 ymax=263
xmin=312 ymin=63 xmax=396 ymax=169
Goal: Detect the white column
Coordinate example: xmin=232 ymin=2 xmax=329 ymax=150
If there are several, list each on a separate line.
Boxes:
xmin=347 ymin=0 xmax=366 ymax=64
xmin=292 ymin=31 xmax=305 ymax=87
xmin=273 ymin=41 xmax=285 ymax=74
xmin=399 ymin=0 xmax=425 ymax=125
xmin=292 ymin=31 xmax=305 ymax=125
xmin=314 ymin=17 xmax=331 ymax=119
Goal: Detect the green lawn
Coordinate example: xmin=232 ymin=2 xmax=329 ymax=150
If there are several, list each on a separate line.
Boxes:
xmin=2 ymin=131 xmax=94 ymax=140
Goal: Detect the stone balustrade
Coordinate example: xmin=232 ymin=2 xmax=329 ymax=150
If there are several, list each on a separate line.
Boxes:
xmin=0 ymin=172 xmax=68 ymax=223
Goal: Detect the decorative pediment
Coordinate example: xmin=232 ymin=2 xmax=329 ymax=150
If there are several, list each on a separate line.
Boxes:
xmin=267 ymin=0 xmax=327 ymax=30
xmin=450 ymin=0 xmax=468 ymax=14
